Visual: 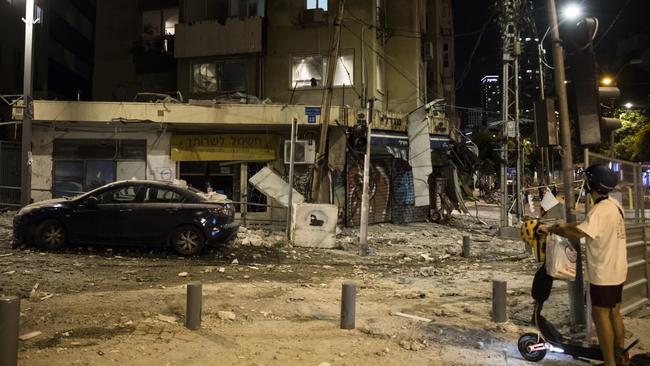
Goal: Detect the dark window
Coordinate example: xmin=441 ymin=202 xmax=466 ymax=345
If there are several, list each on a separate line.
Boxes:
xmin=52 ymin=140 xmax=147 ymax=197
xmin=96 ymin=185 xmax=140 ymax=204
xmin=53 ymin=161 xmax=83 ymax=197
xmin=85 ymin=160 xmax=116 ymax=191
xmin=143 ymin=187 xmax=185 ymax=203
xmin=53 ymin=139 xmax=146 ymax=160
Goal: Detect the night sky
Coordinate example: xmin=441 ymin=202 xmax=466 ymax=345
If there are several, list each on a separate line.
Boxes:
xmin=453 ymin=0 xmax=650 ymax=109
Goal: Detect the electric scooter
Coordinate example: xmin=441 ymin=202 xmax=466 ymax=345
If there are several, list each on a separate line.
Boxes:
xmin=517 ymin=303 xmax=639 ymax=363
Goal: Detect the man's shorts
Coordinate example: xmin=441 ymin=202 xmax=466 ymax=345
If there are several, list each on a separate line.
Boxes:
xmin=590 ymin=283 xmax=623 ymax=308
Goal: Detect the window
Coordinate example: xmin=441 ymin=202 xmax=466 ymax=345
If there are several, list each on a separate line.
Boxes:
xmin=291 ymin=51 xmax=354 ymax=88
xmin=229 ymin=0 xmax=264 ymax=17
xmin=143 ymin=187 xmax=184 ymax=203
xmin=52 ymin=140 xmax=147 ymax=198
xmin=192 ymin=61 xmax=246 ymax=94
xmin=307 ymin=0 xmax=327 ymax=11
xmin=35 ymin=5 xmax=44 ymax=25
xmin=85 ymin=161 xmax=116 ymax=191
xmin=142 ymin=7 xmax=178 ymax=39
xmin=96 ymin=186 xmax=140 ymax=204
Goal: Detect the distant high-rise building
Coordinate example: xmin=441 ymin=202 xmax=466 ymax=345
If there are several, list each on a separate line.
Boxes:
xmin=520 ymin=37 xmax=544 ymax=120
xmin=0 ymin=0 xmax=96 ymax=101
xmin=481 ymin=75 xmax=500 ymax=123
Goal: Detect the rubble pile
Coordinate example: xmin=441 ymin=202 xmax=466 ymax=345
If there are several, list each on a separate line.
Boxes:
xmin=0 ymin=210 xmax=14 ymax=245
xmin=235 ymin=226 xmax=286 ymax=248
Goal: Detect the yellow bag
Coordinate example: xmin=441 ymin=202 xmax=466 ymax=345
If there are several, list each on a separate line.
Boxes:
xmin=520 ymin=219 xmax=547 ymax=262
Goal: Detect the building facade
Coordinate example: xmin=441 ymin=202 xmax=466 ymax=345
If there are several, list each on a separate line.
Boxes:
xmin=480 ymin=74 xmax=500 ymax=125
xmin=0 ymin=0 xmax=96 ymax=101
xmin=6 ymin=0 xmax=465 ymax=227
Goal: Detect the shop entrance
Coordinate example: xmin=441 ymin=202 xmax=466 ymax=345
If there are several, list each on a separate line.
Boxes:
xmin=179 ymin=161 xmax=239 ymax=200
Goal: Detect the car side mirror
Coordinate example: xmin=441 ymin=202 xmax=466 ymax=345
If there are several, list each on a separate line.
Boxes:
xmin=85 ymin=196 xmax=99 ymax=206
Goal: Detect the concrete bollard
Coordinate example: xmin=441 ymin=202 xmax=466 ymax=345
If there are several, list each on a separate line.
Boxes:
xmin=340 ymin=281 xmax=356 ymax=329
xmin=186 ymin=281 xmax=202 ymax=330
xmin=492 ymin=280 xmax=507 ymax=323
xmin=462 ymin=235 xmax=471 ymax=258
xmin=0 ymin=296 xmax=20 ymax=366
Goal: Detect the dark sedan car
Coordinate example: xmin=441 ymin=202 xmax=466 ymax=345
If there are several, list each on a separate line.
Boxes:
xmin=12 ymin=180 xmax=239 ymax=255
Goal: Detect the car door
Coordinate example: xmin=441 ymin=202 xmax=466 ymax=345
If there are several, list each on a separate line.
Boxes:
xmin=124 ymin=185 xmax=187 ymax=244
xmin=71 ymin=184 xmax=141 ymax=243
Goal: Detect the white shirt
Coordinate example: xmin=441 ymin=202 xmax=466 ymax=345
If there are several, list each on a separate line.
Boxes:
xmin=576 ymin=197 xmax=627 ymax=286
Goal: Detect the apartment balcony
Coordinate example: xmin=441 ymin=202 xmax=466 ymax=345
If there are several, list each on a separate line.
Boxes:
xmin=174 ymin=17 xmax=262 ymax=59
xmin=132 ymin=35 xmax=176 ymax=73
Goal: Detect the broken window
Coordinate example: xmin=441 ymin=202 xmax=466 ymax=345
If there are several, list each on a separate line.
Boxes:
xmin=306 ymin=0 xmax=327 ymax=11
xmin=192 ymin=61 xmax=246 ymax=94
xmin=291 ymin=51 xmax=354 ymax=88
xmin=142 ymin=7 xmax=178 ymax=39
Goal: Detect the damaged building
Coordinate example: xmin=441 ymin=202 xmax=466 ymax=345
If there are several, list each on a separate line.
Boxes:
xmin=2 ymin=0 xmax=476 ymax=227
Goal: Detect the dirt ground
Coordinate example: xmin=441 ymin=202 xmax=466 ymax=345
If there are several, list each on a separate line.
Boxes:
xmin=1 ymin=206 xmax=649 ymax=366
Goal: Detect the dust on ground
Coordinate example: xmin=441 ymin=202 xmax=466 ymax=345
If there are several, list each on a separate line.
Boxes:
xmin=1 ymin=207 xmax=648 ymax=366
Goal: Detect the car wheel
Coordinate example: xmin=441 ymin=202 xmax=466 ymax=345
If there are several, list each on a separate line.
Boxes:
xmin=35 ymin=219 xmax=67 ymax=250
xmin=171 ymin=226 xmax=205 ymax=256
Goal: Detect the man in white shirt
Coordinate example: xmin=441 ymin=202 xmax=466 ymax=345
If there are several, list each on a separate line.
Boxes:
xmin=539 ymin=165 xmax=627 ymax=366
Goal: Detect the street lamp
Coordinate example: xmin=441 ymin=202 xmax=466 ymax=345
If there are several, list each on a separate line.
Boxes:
xmin=600 ymin=76 xmax=613 ymax=86
xmin=562 ymin=3 xmax=583 ymax=21
xmin=625 ymin=102 xmax=633 ymax=109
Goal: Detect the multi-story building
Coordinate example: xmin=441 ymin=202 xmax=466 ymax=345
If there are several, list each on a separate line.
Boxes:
xmin=0 ymin=0 xmax=96 ymax=102
xmin=480 ymin=75 xmax=500 ymax=125
xmin=519 ymin=37 xmax=544 ymax=120
xmin=0 ymin=0 xmax=95 ymax=205
xmin=6 ymin=0 xmax=461 ymax=227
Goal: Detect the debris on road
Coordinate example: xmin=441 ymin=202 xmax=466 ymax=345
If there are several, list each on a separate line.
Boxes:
xmin=19 ymin=331 xmax=43 ymax=341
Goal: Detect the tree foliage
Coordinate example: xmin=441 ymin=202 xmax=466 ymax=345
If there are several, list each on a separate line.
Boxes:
xmin=613 ymin=110 xmax=650 ymax=161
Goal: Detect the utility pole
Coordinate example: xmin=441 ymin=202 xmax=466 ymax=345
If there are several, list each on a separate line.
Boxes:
xmin=311 ymin=0 xmax=346 ymax=202
xmin=359 ymin=99 xmax=373 ymax=251
xmin=286 ymin=118 xmax=298 ymax=240
xmin=498 ymin=0 xmax=522 ymax=228
xmin=20 ymin=0 xmax=36 ymax=206
xmin=546 ymin=0 xmax=585 ymax=327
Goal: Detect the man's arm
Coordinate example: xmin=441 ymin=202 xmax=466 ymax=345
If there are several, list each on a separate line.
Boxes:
xmin=540 ymin=222 xmax=587 ymax=240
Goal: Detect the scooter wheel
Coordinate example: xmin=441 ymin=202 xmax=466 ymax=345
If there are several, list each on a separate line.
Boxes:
xmin=518 ymin=333 xmax=547 ymax=362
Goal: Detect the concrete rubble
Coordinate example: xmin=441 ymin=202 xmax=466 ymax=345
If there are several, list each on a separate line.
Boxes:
xmin=1 ymin=205 xmax=648 ymax=365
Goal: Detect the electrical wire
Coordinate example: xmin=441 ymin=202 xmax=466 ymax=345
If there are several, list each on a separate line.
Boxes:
xmin=594 ymin=0 xmax=632 ymax=49
xmin=455 ymin=10 xmax=497 ymax=90
xmin=341 ymin=22 xmax=423 ymax=104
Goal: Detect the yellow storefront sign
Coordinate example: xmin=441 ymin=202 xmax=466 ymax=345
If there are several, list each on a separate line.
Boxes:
xmin=171 ymin=134 xmax=277 ymax=161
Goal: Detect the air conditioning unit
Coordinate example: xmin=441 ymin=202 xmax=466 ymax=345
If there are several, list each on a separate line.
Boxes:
xmin=423 ymin=42 xmax=434 ymax=61
xmin=284 ymin=140 xmax=316 ymax=164
xmin=301 ymin=8 xmax=327 ymax=25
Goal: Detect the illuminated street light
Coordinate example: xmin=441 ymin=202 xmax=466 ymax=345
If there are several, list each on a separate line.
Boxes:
xmin=624 ymin=102 xmax=633 ymax=109
xmin=600 ymin=76 xmax=613 ymax=86
xmin=562 ymin=3 xmax=583 ymax=21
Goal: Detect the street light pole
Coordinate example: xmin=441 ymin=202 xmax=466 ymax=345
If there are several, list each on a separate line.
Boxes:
xmin=546 ymin=0 xmax=585 ymax=327
xmin=359 ymin=98 xmax=373 ymax=252
xmin=20 ymin=0 xmax=36 ymax=206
